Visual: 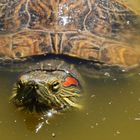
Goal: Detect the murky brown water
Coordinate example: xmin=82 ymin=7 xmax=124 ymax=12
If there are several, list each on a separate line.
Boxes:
xmin=0 ymin=1 xmax=140 ymax=140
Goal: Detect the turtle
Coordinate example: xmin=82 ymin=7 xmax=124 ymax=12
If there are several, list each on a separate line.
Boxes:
xmin=0 ymin=0 xmax=140 ymax=114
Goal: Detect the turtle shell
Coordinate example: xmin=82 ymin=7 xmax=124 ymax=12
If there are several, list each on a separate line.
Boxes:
xmin=0 ymin=0 xmax=140 ymax=69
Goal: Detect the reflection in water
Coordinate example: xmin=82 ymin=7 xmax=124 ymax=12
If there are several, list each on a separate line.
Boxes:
xmin=22 ymin=111 xmax=60 ymax=133
xmin=24 ymin=114 xmax=45 ymax=132
xmin=23 ymin=113 xmax=49 ymax=133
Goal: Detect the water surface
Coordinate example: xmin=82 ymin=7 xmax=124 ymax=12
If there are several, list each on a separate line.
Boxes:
xmin=0 ymin=0 xmax=140 ymax=140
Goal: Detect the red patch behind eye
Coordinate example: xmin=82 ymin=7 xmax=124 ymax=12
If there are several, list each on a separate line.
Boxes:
xmin=63 ymin=77 xmax=79 ymax=87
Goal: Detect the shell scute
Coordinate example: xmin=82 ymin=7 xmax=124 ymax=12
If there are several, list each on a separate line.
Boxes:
xmin=0 ymin=0 xmax=140 ymax=69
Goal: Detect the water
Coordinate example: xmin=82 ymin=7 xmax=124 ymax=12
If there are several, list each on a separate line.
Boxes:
xmin=1 ymin=70 xmax=140 ymax=140
xmin=0 ymin=1 xmax=140 ymax=140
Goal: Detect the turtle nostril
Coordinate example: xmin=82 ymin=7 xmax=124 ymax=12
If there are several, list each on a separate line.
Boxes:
xmin=27 ymin=80 xmax=39 ymax=89
xmin=17 ymin=80 xmax=38 ymax=90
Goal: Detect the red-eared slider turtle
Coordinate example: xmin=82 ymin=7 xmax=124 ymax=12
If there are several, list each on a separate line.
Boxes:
xmin=0 ymin=0 xmax=140 ymax=114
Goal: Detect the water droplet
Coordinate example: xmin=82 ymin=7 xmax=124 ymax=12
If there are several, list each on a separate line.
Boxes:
xmin=108 ymin=101 xmax=112 ymax=105
xmin=95 ymin=123 xmax=99 ymax=126
xmin=116 ymin=130 xmax=120 ymax=134
xmin=52 ymin=133 xmax=56 ymax=137
xmin=134 ymin=118 xmax=140 ymax=121
xmin=104 ymin=72 xmax=110 ymax=77
xmin=90 ymin=125 xmax=94 ymax=129
xmin=47 ymin=112 xmax=53 ymax=117
xmin=126 ymin=21 xmax=130 ymax=25
xmin=122 ymin=69 xmax=126 ymax=72
xmin=91 ymin=94 xmax=95 ymax=98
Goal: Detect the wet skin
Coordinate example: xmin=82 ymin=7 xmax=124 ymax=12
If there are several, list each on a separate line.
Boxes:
xmin=10 ymin=60 xmax=82 ymax=114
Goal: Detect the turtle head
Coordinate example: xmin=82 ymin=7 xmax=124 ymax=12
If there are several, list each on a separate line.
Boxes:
xmin=11 ymin=69 xmax=82 ymax=114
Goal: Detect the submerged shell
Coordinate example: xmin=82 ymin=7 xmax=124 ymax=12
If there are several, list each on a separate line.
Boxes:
xmin=0 ymin=0 xmax=140 ymax=69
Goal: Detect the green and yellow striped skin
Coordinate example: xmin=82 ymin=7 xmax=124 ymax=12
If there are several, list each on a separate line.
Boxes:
xmin=11 ymin=59 xmax=82 ymax=113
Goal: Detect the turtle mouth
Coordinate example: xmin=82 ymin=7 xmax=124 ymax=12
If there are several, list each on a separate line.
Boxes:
xmin=11 ymin=79 xmax=82 ymax=114
xmin=11 ymin=81 xmax=51 ymax=113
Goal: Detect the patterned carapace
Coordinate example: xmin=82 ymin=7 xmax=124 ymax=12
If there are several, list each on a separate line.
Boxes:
xmin=0 ymin=0 xmax=140 ymax=68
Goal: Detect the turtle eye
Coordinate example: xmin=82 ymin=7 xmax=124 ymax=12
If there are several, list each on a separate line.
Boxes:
xmin=51 ymin=81 xmax=60 ymax=91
